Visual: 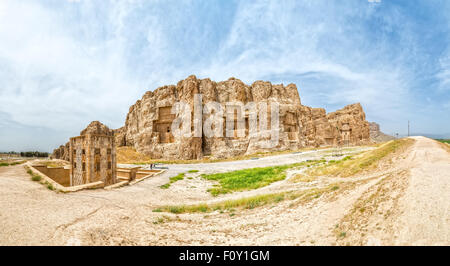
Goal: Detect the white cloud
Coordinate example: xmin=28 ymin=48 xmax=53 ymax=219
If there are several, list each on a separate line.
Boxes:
xmin=196 ymin=0 xmax=412 ymax=128
xmin=0 ymin=0 xmax=449 ymax=151
xmin=437 ymin=56 xmax=450 ymax=90
xmin=0 ymin=0 xmax=142 ymax=131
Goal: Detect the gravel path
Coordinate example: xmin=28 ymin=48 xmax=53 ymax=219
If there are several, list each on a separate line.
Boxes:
xmin=393 ymin=137 xmax=450 ymax=245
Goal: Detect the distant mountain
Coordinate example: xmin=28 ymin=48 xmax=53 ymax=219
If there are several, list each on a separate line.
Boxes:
xmin=410 ymin=133 xmax=450 ymax=139
xmin=369 ymin=122 xmax=396 ymax=143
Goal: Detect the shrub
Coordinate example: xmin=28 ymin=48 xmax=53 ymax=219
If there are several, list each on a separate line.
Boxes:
xmin=46 ymin=183 xmax=55 ymax=190
xmin=31 ymin=175 xmax=42 ymax=182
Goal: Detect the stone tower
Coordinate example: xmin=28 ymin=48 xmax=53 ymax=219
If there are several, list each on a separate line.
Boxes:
xmin=69 ymin=121 xmax=117 ymax=186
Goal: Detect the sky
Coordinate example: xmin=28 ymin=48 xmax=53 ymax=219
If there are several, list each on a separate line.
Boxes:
xmin=1 ymin=0 xmax=450 ymax=152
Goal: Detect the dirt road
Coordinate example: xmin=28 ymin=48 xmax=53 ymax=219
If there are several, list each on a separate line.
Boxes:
xmin=0 ymin=137 xmax=448 ymax=245
xmin=393 ymin=137 xmax=450 ymax=245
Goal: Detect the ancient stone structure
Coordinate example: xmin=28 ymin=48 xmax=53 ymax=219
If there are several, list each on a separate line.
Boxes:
xmin=51 ymin=142 xmax=70 ymax=161
xmin=52 ymin=121 xmax=117 ymax=186
xmin=114 ymin=75 xmax=371 ymax=160
xmin=70 ymin=121 xmax=117 ymax=186
xmin=369 ymin=122 xmax=395 ymax=143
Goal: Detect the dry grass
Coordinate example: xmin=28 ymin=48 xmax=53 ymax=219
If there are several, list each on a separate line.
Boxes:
xmin=333 ymin=170 xmax=409 ymax=245
xmin=154 ymin=184 xmax=344 ymax=214
xmin=116 ymin=146 xmax=153 ymax=164
xmin=290 ymin=174 xmax=317 ymax=183
xmin=0 ymin=160 xmax=26 ymax=167
xmin=304 ymin=139 xmax=414 ymax=178
xmin=436 ymin=140 xmax=450 ymax=153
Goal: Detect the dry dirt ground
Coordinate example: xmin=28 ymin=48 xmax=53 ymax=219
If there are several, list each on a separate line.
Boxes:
xmin=0 ymin=137 xmax=448 ymax=246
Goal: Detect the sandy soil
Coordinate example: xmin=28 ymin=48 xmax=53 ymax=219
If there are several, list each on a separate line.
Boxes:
xmin=0 ymin=137 xmax=448 ymax=246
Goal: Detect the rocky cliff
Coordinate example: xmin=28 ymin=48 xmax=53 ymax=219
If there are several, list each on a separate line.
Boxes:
xmin=369 ymin=122 xmax=395 ymax=143
xmin=51 ymin=142 xmax=70 ymax=161
xmin=113 ymin=75 xmax=372 ymax=160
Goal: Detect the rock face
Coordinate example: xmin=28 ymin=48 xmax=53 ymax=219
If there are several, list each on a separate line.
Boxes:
xmin=52 ymin=142 xmax=70 ymax=161
xmin=113 ymin=126 xmax=127 ymax=147
xmin=369 ymin=122 xmax=395 ymax=143
xmin=115 ymin=75 xmax=372 ymax=160
xmin=52 ymin=121 xmax=113 ymax=161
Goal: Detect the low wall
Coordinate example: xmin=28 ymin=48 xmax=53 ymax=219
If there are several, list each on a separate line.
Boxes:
xmin=28 ymin=164 xmax=165 ymax=192
xmin=117 ymin=168 xmax=161 ymax=179
xmin=33 ymin=165 xmax=70 ymax=187
xmin=28 ymin=163 xmax=103 ymax=192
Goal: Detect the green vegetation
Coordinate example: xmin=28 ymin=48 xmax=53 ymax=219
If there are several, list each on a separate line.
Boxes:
xmin=216 ymin=164 xmax=305 ymax=194
xmin=304 ymin=139 xmax=414 ymax=178
xmin=10 ymin=161 xmax=25 ymax=165
xmin=201 ymin=161 xmax=325 ymax=196
xmin=0 ymin=160 xmax=26 ymax=167
xmin=46 ymin=182 xmax=55 ymax=190
xmin=24 ymin=165 xmax=57 ymax=191
xmin=159 ymin=173 xmax=186 ymax=189
xmin=187 ymin=169 xmax=199 ymax=173
xmin=155 ymin=184 xmax=342 ymax=214
xmin=24 ymin=166 xmax=43 ymax=182
xmin=31 ymin=175 xmax=42 ymax=182
xmin=436 ymin=139 xmax=450 ymax=144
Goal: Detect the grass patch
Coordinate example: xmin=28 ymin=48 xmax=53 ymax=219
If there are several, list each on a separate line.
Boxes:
xmin=159 ymin=173 xmax=186 ymax=189
xmin=152 ymin=215 xmax=172 ymax=224
xmin=31 ymin=174 xmax=42 ymax=182
xmin=436 ymin=139 xmax=450 ymax=144
xmin=46 ymin=182 xmax=55 ymax=190
xmin=291 ymin=174 xmax=316 ymax=183
xmin=436 ymin=139 xmax=450 ymax=153
xmin=10 ymin=161 xmax=26 ymax=166
xmin=304 ymin=139 xmax=414 ymax=178
xmin=24 ymin=165 xmax=56 ymax=190
xmin=155 ymin=184 xmax=342 ymax=214
xmin=187 ymin=170 xmax=199 ymax=173
xmin=170 ymin=173 xmax=185 ymax=182
xmin=0 ymin=160 xmax=25 ymax=167
xmin=24 ymin=166 xmax=42 ymax=182
xmin=201 ymin=161 xmax=324 ymax=196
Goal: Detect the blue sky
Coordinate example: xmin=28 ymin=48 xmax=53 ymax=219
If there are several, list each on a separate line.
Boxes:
xmin=1 ymin=0 xmax=449 ymax=152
